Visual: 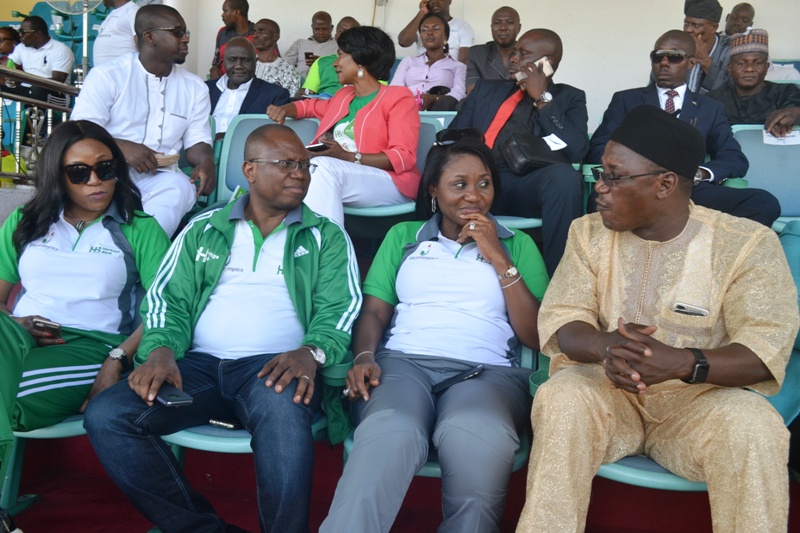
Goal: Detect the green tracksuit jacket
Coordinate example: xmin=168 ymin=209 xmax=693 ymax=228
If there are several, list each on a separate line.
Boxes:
xmin=138 ymin=194 xmax=362 ymax=442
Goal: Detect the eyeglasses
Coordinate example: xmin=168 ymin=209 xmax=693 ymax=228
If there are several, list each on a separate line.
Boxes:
xmin=434 ymin=128 xmax=485 ymax=146
xmin=649 ymin=50 xmax=693 ymax=64
xmin=246 ymin=159 xmax=317 ymax=173
xmin=63 ymin=160 xmax=119 ymax=184
xmin=592 ymin=167 xmax=667 ymax=188
xmin=147 ymin=27 xmax=190 ymax=39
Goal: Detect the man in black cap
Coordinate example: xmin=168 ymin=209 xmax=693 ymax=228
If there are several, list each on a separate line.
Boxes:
xmin=683 ymin=0 xmax=730 ymax=93
xmin=516 ymin=105 xmax=798 ymax=533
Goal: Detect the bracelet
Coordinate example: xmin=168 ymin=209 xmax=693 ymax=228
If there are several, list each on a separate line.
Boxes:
xmin=500 ymin=275 xmax=522 ymax=290
xmin=354 ymin=350 xmax=374 ymax=363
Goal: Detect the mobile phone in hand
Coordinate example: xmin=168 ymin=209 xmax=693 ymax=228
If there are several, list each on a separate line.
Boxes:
xmin=432 ymin=365 xmax=485 ymax=394
xmin=156 ymin=384 xmax=194 ymax=407
xmin=32 ymin=318 xmax=61 ymax=334
xmin=306 ymin=143 xmax=328 ymax=152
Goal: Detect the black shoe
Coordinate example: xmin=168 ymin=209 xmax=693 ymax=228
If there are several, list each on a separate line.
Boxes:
xmin=0 ymin=507 xmax=21 ymax=533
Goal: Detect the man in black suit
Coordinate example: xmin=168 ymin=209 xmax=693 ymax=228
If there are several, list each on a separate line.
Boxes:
xmin=206 ymin=37 xmax=290 ymax=140
xmin=588 ymin=30 xmax=779 ymax=227
xmin=452 ymin=28 xmax=588 ymax=276
xmin=464 ymin=6 xmax=520 ymax=95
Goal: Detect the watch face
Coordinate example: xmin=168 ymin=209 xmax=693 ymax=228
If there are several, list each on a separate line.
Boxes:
xmin=542 ymin=92 xmax=553 ymax=102
xmin=109 ymin=348 xmax=126 ymax=359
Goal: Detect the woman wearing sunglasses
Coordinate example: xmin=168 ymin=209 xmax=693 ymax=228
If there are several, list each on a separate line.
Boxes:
xmin=0 ymin=120 xmax=170 ymax=466
xmin=321 ymin=130 xmax=548 ymax=533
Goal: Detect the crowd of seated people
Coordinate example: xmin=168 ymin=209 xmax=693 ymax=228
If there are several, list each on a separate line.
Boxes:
xmin=1 ymin=0 xmax=800 ymax=531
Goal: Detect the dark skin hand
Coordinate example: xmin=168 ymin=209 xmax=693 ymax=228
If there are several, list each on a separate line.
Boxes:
xmin=128 ymin=347 xmax=183 ymax=406
xmin=257 ymin=347 xmax=319 ymax=405
xmin=79 ymin=326 xmax=141 ymax=412
xmin=765 ymin=108 xmax=800 ymax=138
xmin=345 ymin=296 xmax=393 ymax=401
xmin=186 ymin=142 xmax=217 ymax=197
xmin=516 ymin=62 xmax=550 ymax=109
xmin=116 ymin=139 xmax=159 ymax=174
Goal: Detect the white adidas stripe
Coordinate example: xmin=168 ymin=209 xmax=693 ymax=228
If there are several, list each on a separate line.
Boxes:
xmin=19 ymin=370 xmax=101 ymax=389
xmin=17 ymin=379 xmax=96 ymax=398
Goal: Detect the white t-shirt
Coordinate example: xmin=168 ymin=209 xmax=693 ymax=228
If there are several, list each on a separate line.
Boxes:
xmin=415 ymin=17 xmax=474 ymax=60
xmin=211 ymin=75 xmax=252 ymax=134
xmin=71 ymin=53 xmax=211 ymax=157
xmin=13 ymin=213 xmax=137 ymax=335
xmin=92 ymin=1 xmax=139 ymax=66
xmin=384 ymin=233 xmax=514 ymax=366
xmin=192 ymin=219 xmax=305 ymax=359
xmin=8 ymin=38 xmax=74 ymax=79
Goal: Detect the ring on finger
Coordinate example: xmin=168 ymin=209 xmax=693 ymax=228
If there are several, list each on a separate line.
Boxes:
xmin=342 ymin=387 xmax=351 ymax=395
xmin=299 ymin=374 xmax=310 ymax=381
xmin=469 ymin=222 xmax=476 ymax=230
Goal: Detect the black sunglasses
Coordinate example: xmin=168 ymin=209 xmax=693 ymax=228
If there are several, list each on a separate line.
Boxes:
xmin=650 ymin=50 xmax=693 ymax=64
xmin=63 ymin=160 xmax=119 ymax=184
xmin=434 ymin=128 xmax=485 ymax=146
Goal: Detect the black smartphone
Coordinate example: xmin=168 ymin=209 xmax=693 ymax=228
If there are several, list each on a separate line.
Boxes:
xmin=431 ymin=364 xmax=485 ymax=394
xmin=32 ymin=318 xmax=61 ymax=333
xmin=305 ymin=142 xmax=328 ymax=152
xmin=156 ymin=384 xmax=194 ymax=407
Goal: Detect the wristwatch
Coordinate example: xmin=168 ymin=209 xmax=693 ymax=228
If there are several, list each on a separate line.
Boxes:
xmin=304 ymin=345 xmax=326 ymax=366
xmin=535 ymin=91 xmax=553 ymax=107
xmin=108 ymin=347 xmax=130 ymax=372
xmin=498 ymin=265 xmax=519 ymax=280
xmin=354 ymin=152 xmax=363 ymax=165
xmin=681 ymin=348 xmax=709 ymax=384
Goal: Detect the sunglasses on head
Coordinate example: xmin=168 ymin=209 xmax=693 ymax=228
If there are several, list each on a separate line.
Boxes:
xmin=63 ymin=160 xmax=119 ymax=184
xmin=434 ymin=128 xmax=485 ymax=146
xmin=650 ymin=50 xmax=693 ymax=64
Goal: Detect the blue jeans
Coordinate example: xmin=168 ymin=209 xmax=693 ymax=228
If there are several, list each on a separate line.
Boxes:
xmin=83 ymin=351 xmax=319 ymax=533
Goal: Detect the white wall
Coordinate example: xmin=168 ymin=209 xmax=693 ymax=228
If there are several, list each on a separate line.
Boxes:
xmin=168 ymin=0 xmax=800 ymax=128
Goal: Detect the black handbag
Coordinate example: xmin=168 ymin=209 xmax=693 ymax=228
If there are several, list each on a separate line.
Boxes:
xmin=500 ymin=133 xmax=571 ymax=175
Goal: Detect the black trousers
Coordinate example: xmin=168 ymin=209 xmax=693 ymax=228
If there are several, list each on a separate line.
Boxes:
xmin=494 ymin=163 xmax=584 ymax=276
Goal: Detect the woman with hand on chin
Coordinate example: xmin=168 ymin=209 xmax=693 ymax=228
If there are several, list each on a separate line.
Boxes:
xmin=267 ymin=26 xmax=420 ymax=225
xmin=320 ymin=130 xmax=548 ymax=533
xmin=390 ymin=12 xmax=466 ymax=110
xmin=0 ymin=121 xmax=170 ymax=478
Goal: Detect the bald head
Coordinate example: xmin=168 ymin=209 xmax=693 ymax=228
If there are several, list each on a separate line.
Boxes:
xmin=134 ymin=4 xmax=182 ymax=40
xmin=336 ymin=17 xmax=360 ymax=40
xmin=311 ymin=11 xmax=333 ymax=43
xmin=520 ymin=29 xmax=563 ymax=67
xmin=491 ymin=7 xmax=520 ymax=49
xmin=655 ymin=29 xmax=696 ymax=56
xmin=256 ymin=18 xmax=279 ymax=35
xmin=725 ymin=2 xmax=755 ymax=35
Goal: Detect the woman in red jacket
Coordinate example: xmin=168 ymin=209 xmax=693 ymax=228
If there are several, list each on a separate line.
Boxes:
xmin=267 ymin=26 xmax=421 ymax=225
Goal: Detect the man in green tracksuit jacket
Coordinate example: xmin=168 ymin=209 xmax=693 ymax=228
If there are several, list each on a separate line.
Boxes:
xmin=84 ymin=124 xmax=362 ymax=533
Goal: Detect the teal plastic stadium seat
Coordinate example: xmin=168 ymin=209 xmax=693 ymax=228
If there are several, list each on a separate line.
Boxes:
xmin=732 ymin=124 xmax=800 ymax=216
xmin=419 ymin=111 xmax=457 ymax=129
xmin=1 ymin=415 xmax=87 ymax=514
xmin=495 ymin=216 xmax=542 ymax=230
xmin=216 ymin=115 xmax=319 ymax=203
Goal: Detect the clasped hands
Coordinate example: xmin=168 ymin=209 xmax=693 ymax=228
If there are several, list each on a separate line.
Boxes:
xmin=602 ymin=317 xmax=693 ymax=394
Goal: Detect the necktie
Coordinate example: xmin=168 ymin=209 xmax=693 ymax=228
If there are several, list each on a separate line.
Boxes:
xmin=484 ymin=89 xmax=525 ymax=149
xmin=665 ymin=90 xmax=679 ymax=115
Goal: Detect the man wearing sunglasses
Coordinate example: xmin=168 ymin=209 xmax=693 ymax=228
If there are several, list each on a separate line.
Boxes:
xmin=518 ymin=104 xmax=797 ymax=533
xmin=71 ymin=4 xmax=215 ymax=238
xmin=587 ymin=30 xmax=779 ymax=228
xmin=84 ymin=124 xmax=362 ymax=533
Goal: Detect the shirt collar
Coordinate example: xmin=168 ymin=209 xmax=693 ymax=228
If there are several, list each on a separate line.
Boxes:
xmin=416 ymin=212 xmax=514 ymax=242
xmin=227 ymin=193 xmax=304 ymax=225
xmin=215 ymin=74 xmax=254 ymax=93
xmin=58 ymin=200 xmax=126 ymax=224
xmin=657 ymin=84 xmax=687 ymax=99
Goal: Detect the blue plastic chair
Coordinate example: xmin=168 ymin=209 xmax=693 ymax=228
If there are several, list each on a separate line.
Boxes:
xmin=731 ymin=124 xmax=800 ymax=232
xmin=215 ymin=115 xmax=320 ymax=203
xmin=1 ymin=415 xmax=87 ymax=514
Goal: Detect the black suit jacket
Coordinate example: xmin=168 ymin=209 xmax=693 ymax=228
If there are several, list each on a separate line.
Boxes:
xmin=587 ymin=84 xmax=748 ymax=182
xmin=206 ymin=77 xmax=290 ymax=116
xmin=465 ymin=42 xmax=510 ymax=89
xmin=451 ymin=79 xmax=590 ymax=163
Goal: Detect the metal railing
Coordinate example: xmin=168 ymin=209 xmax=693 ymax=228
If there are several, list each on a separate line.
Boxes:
xmin=0 ymin=66 xmax=77 ymax=179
